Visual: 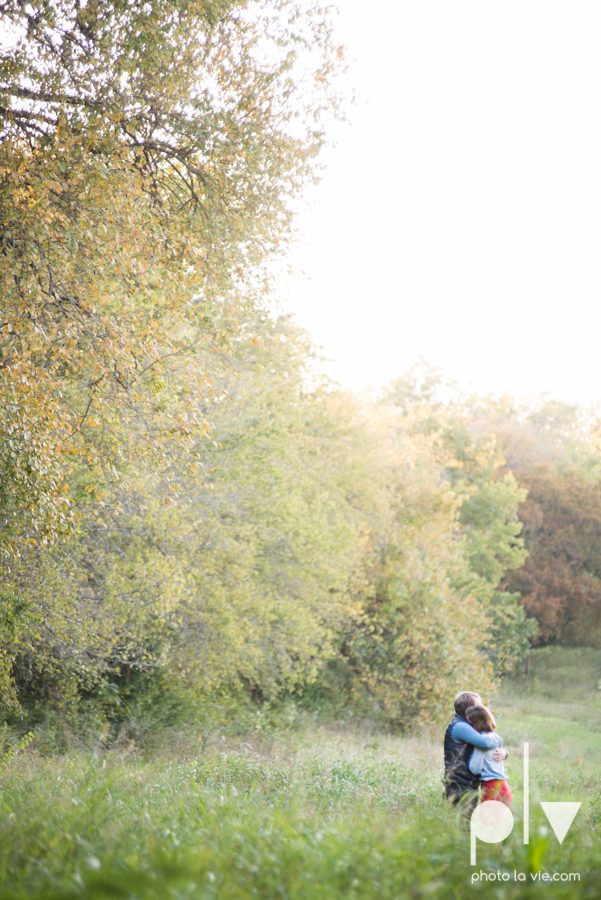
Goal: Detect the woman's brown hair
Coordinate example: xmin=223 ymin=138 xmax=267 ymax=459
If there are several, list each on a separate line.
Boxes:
xmin=466 ymin=705 xmax=496 ymax=733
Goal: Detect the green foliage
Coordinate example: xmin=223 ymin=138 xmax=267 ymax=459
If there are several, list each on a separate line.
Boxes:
xmin=459 ymin=475 xmax=527 ymax=586
xmin=0 ymin=590 xmax=31 ymax=710
xmin=0 ymin=728 xmax=33 ymax=766
xmin=486 ymin=590 xmax=538 ymax=675
xmin=382 ymin=368 xmax=536 ymax=676
xmin=0 ymin=316 xmax=360 ymax=705
xmin=166 ymin=319 xmax=361 ymax=693
xmin=332 ymin=410 xmax=497 ymax=725
xmin=3 ymin=334 xmax=542 ymax=721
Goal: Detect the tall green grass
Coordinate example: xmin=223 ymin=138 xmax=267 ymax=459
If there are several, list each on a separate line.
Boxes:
xmin=1 ymin=648 xmax=601 ymax=898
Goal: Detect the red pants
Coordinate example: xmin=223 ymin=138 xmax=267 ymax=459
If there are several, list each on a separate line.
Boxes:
xmin=481 ymin=779 xmax=512 ymax=806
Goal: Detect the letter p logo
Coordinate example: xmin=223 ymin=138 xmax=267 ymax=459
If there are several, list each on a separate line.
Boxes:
xmin=470 ymin=801 xmax=514 ymax=865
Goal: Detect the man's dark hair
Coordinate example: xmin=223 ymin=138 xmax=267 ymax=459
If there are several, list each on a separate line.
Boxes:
xmin=454 ymin=691 xmax=481 ymax=718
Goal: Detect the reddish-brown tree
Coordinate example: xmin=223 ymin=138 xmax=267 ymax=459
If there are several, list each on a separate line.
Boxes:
xmin=503 ymin=466 xmax=601 ymax=645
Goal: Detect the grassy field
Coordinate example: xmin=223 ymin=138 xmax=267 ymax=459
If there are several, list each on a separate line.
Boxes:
xmin=1 ymin=648 xmax=600 ymax=899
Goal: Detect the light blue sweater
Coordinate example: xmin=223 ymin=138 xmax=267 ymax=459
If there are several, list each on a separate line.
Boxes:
xmin=450 ymin=718 xmax=503 ymax=751
xmin=468 ymin=735 xmax=507 ymax=781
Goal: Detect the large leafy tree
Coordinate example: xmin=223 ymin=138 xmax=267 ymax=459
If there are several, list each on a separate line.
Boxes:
xmin=338 ymin=411 xmax=497 ymax=727
xmin=0 ymin=0 xmax=344 ymax=556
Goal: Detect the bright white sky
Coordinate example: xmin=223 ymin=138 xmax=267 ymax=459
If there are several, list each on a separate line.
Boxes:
xmin=279 ymin=1 xmax=601 ymax=405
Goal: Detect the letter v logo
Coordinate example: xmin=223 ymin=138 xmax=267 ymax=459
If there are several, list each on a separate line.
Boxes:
xmin=540 ymin=802 xmax=581 ymax=844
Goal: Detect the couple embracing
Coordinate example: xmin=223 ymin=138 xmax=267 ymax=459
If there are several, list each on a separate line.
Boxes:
xmin=443 ymin=690 xmax=512 ymax=813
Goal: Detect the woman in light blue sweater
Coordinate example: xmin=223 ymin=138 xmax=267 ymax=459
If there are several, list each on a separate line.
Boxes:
xmin=466 ymin=705 xmax=512 ymax=807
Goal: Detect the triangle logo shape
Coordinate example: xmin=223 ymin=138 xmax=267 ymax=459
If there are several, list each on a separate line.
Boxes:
xmin=540 ymin=802 xmax=581 ymax=844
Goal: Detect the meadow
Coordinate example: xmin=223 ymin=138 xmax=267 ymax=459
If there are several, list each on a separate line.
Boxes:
xmin=1 ymin=648 xmax=600 ymax=900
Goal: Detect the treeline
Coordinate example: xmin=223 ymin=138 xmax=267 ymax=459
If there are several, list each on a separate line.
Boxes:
xmin=386 ymin=368 xmax=601 ymax=654
xmin=1 ymin=0 xmax=599 ymax=738
xmin=1 ymin=311 xmax=539 ymax=728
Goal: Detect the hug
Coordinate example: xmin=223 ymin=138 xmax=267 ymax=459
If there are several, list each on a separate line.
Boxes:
xmin=444 ymin=690 xmax=512 ymax=812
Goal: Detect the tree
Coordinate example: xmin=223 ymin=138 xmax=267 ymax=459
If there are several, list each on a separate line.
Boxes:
xmin=0 ymin=0 xmax=345 ymax=556
xmin=455 ymin=391 xmax=601 ymax=647
xmin=385 ymin=366 xmax=537 ymax=673
xmin=338 ymin=408 xmax=497 ymax=727
xmin=504 ymin=467 xmax=601 ymax=646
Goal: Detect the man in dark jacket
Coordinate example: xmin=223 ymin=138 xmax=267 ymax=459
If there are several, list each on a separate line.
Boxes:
xmin=444 ymin=690 xmax=509 ymax=812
